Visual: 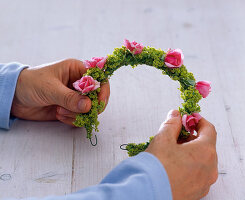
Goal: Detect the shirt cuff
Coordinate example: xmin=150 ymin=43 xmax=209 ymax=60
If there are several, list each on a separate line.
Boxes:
xmin=131 ymin=152 xmax=172 ymax=200
xmin=0 ymin=62 xmax=29 ymax=129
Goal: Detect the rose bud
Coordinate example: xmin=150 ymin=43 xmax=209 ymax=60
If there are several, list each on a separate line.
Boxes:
xmin=73 ymin=76 xmax=100 ymax=94
xmin=182 ymin=113 xmax=202 ymax=134
xmin=83 ymin=56 xmax=108 ymax=69
xmin=164 ymin=48 xmax=184 ymax=68
xmin=124 ymin=39 xmax=144 ymax=55
xmin=195 ymin=81 xmax=211 ymax=98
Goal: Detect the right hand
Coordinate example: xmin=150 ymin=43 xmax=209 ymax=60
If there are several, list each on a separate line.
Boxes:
xmin=146 ymin=110 xmax=218 ymax=200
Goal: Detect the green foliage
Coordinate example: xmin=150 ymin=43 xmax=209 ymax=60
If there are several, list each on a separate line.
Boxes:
xmin=86 ymin=67 xmax=107 ymax=83
xmin=73 ymin=90 xmax=105 ymax=139
xmin=74 ymin=45 xmax=204 ymax=155
xmin=126 ymin=136 xmax=154 ymax=157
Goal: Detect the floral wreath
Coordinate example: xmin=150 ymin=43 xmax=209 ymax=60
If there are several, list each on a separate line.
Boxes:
xmin=73 ymin=39 xmax=211 ymax=156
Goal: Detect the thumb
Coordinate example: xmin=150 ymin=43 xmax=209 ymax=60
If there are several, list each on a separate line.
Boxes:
xmin=158 ymin=110 xmax=182 ymax=141
xmin=52 ymin=82 xmax=91 ymax=113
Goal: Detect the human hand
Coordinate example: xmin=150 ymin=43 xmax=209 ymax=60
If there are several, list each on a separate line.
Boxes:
xmin=11 ymin=59 xmax=110 ymax=126
xmin=146 ymin=110 xmax=218 ymax=200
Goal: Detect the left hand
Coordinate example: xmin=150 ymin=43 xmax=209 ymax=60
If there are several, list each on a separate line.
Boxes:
xmin=11 ymin=59 xmax=110 ymax=126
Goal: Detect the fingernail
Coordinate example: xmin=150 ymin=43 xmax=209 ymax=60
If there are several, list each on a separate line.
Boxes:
xmin=78 ymin=98 xmax=87 ymax=111
xmin=167 ymin=110 xmax=179 ymax=119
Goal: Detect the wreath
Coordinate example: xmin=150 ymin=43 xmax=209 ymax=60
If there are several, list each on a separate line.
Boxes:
xmin=72 ymin=39 xmax=211 ymax=156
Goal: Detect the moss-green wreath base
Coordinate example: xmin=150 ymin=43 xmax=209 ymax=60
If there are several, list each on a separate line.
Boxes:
xmin=74 ymin=44 xmax=202 ymax=156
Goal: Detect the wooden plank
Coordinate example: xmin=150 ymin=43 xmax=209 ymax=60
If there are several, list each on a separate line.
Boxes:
xmin=0 ymin=0 xmax=77 ymax=198
xmin=0 ymin=121 xmax=73 ymax=198
xmin=205 ymin=0 xmax=245 ymax=198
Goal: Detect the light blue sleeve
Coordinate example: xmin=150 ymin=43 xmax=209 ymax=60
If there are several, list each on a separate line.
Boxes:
xmin=0 ymin=63 xmax=172 ymax=200
xmin=5 ymin=152 xmax=172 ymax=200
xmin=0 ymin=62 xmax=28 ymax=129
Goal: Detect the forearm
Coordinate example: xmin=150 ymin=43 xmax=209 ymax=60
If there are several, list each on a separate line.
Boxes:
xmin=0 ymin=62 xmax=28 ymax=129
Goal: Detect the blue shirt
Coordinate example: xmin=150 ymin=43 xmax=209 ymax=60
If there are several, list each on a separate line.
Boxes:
xmin=0 ymin=63 xmax=172 ymax=200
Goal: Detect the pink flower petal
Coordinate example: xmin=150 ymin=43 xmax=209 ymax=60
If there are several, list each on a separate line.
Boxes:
xmin=79 ymin=82 xmax=85 ymax=89
xmin=83 ymin=60 xmax=91 ymax=69
xmin=83 ymin=60 xmax=97 ymax=69
xmin=124 ymin=39 xmax=144 ymax=55
xmin=164 ymin=48 xmax=184 ymax=68
xmin=96 ymin=56 xmax=108 ymax=69
xmin=124 ymin=39 xmax=134 ymax=51
xmin=93 ymin=80 xmax=100 ymax=90
xmin=195 ymin=81 xmax=211 ymax=98
xmin=182 ymin=113 xmax=202 ymax=134
xmin=175 ymin=48 xmax=184 ymax=60
xmin=92 ymin=57 xmax=103 ymax=62
xmin=182 ymin=114 xmax=190 ymax=132
xmin=82 ymin=85 xmax=95 ymax=93
xmin=73 ymin=75 xmax=101 ymax=94
xmin=165 ymin=62 xmax=180 ymax=68
xmin=192 ymin=113 xmax=202 ymax=121
xmin=73 ymin=80 xmax=83 ymax=92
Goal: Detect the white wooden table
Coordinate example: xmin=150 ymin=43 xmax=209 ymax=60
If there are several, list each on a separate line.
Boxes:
xmin=0 ymin=0 xmax=245 ymax=199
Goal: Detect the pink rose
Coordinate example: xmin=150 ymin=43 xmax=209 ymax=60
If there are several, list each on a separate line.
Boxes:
xmin=124 ymin=39 xmax=144 ymax=55
xmin=83 ymin=56 xmax=108 ymax=69
xmin=182 ymin=113 xmax=202 ymax=134
xmin=195 ymin=81 xmax=211 ymax=98
xmin=73 ymin=76 xmax=100 ymax=94
xmin=164 ymin=48 xmax=184 ymax=68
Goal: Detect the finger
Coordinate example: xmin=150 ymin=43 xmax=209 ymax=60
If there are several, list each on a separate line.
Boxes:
xmin=195 ymin=118 xmax=217 ymax=146
xmin=98 ymin=80 xmax=110 ymax=113
xmin=200 ymin=187 xmax=210 ymax=199
xmin=15 ymin=106 xmax=57 ymax=121
xmin=158 ymin=110 xmax=182 ymax=142
xmin=177 ymin=134 xmax=198 ymax=144
xmin=57 ymin=106 xmax=78 ymax=118
xmin=51 ymin=82 xmax=92 ymax=113
xmin=64 ymin=59 xmax=88 ymax=84
xmin=47 ymin=59 xmax=87 ymax=88
xmin=56 ymin=114 xmax=76 ymax=127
